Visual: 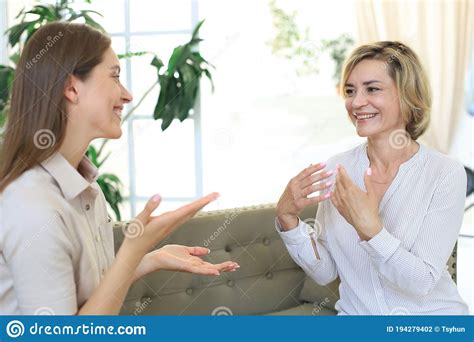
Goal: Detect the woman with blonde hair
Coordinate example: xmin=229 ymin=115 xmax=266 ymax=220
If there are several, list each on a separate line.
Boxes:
xmin=276 ymin=41 xmax=469 ymax=315
xmin=0 ymin=22 xmax=239 ymax=315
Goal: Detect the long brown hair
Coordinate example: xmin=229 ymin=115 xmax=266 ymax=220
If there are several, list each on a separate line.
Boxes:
xmin=0 ymin=22 xmax=111 ymax=192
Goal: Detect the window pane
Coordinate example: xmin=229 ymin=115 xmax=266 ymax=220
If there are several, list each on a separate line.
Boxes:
xmin=92 ymin=0 xmax=125 ymax=34
xmin=198 ymin=0 xmax=360 ymax=208
xmin=129 ymin=0 xmax=192 ymax=33
xmin=133 ymin=119 xmax=196 ymax=198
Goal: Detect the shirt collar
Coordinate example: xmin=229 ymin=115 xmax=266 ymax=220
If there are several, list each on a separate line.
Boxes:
xmin=40 ymin=152 xmax=99 ymax=200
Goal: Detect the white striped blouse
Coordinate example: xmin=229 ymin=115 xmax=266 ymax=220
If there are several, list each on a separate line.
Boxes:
xmin=276 ymin=141 xmax=469 ymax=315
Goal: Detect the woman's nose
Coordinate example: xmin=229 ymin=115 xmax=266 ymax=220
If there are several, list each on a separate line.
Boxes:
xmin=352 ymin=90 xmax=368 ymax=108
xmin=121 ymin=86 xmax=133 ymax=104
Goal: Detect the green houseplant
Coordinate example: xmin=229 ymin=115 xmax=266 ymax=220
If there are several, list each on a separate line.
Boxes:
xmin=0 ymin=0 xmax=214 ymax=220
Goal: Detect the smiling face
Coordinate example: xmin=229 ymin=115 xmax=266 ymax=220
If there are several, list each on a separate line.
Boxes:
xmin=67 ymin=47 xmax=132 ymax=140
xmin=343 ymin=59 xmax=406 ymax=140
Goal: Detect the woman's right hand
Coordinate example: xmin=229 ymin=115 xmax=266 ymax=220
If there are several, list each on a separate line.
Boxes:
xmin=276 ymin=162 xmax=334 ymax=231
xmin=122 ymin=192 xmax=219 ymax=257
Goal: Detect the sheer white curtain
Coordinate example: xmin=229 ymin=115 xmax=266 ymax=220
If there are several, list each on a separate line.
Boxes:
xmin=354 ymin=0 xmax=473 ymax=154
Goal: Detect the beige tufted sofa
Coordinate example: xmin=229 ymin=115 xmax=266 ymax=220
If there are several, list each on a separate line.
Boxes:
xmin=113 ymin=204 xmax=458 ymax=316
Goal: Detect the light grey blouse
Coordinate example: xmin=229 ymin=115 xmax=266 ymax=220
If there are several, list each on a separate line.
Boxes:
xmin=0 ymin=152 xmax=114 ymax=314
xmin=277 ymin=142 xmax=469 ymax=315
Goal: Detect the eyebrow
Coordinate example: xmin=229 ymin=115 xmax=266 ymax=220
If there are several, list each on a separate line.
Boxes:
xmin=345 ymin=80 xmax=383 ymax=87
xmin=110 ymin=65 xmax=121 ymax=73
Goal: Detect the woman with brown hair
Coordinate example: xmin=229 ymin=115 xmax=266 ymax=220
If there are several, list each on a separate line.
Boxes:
xmin=276 ymin=41 xmax=469 ymax=315
xmin=0 ymin=22 xmax=239 ymax=315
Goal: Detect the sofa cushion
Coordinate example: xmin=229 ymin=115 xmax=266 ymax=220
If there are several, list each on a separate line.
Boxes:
xmin=114 ymin=204 xmax=313 ymax=315
xmin=266 ymin=303 xmax=337 ymax=316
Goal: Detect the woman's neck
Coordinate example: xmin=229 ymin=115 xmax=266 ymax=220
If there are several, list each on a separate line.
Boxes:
xmin=58 ymin=127 xmax=92 ymax=170
xmin=366 ymin=135 xmax=419 ymax=173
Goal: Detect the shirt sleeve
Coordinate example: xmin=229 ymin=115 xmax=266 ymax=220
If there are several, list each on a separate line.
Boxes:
xmin=1 ymin=198 xmax=78 ymax=315
xmin=275 ymin=203 xmax=338 ymax=286
xmin=358 ymin=162 xmax=466 ymax=296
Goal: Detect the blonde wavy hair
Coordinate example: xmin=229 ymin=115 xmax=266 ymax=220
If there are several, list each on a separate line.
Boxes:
xmin=340 ymin=41 xmax=431 ymax=140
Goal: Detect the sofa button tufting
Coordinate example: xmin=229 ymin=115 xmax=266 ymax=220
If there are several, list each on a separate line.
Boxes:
xmin=265 ymin=272 xmax=273 ymax=280
xmin=224 ymin=245 xmax=232 ymax=253
xmin=262 ymin=237 xmax=270 ymax=246
xmin=227 ymin=280 xmax=235 ymax=287
xmin=185 ymin=288 xmax=193 ymax=296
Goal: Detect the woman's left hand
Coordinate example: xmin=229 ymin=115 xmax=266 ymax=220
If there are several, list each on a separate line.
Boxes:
xmin=331 ymin=164 xmax=383 ymax=241
xmin=133 ymin=245 xmax=240 ymax=281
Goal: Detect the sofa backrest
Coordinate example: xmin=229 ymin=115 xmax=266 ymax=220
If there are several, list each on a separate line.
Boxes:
xmin=113 ymin=203 xmax=458 ymax=315
xmin=114 ymin=204 xmax=320 ymax=315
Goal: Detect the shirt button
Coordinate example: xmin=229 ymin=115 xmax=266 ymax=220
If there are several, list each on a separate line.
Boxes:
xmin=101 ymin=268 xmax=105 ymax=276
xmin=85 ymin=204 xmax=91 ymax=211
xmin=96 ymin=235 xmax=101 ymax=242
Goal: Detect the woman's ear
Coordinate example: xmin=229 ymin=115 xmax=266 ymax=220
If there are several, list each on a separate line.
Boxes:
xmin=63 ymin=74 xmax=80 ymax=104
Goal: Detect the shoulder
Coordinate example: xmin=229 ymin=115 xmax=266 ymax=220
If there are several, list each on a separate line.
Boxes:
xmin=0 ymin=166 xmax=68 ymax=249
xmin=421 ymin=144 xmax=466 ymax=189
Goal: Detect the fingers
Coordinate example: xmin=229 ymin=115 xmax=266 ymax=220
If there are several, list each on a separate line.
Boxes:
xmin=300 ymin=169 xmax=334 ymax=188
xmin=187 ymin=246 xmax=211 ymax=256
xmin=172 ymin=192 xmax=219 ymax=223
xmin=301 ymin=179 xmax=333 ymax=197
xmin=295 ymin=162 xmax=327 ymax=182
xmin=136 ymin=194 xmax=162 ymax=224
xmin=298 ymin=191 xmax=332 ymax=207
xmin=363 ymin=167 xmax=374 ymax=195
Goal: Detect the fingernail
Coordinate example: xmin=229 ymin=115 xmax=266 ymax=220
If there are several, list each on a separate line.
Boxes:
xmin=367 ymin=167 xmax=372 ymax=176
xmin=152 ymin=194 xmax=161 ymax=202
xmin=326 ymin=170 xmax=334 ymax=176
xmin=336 ymin=163 xmax=340 ymax=170
xmin=326 ymin=181 xmax=332 ymax=187
xmin=324 ymin=192 xmax=331 ymax=199
xmin=208 ymin=249 xmax=211 ymax=254
xmin=319 ymin=162 xmax=326 ymax=167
